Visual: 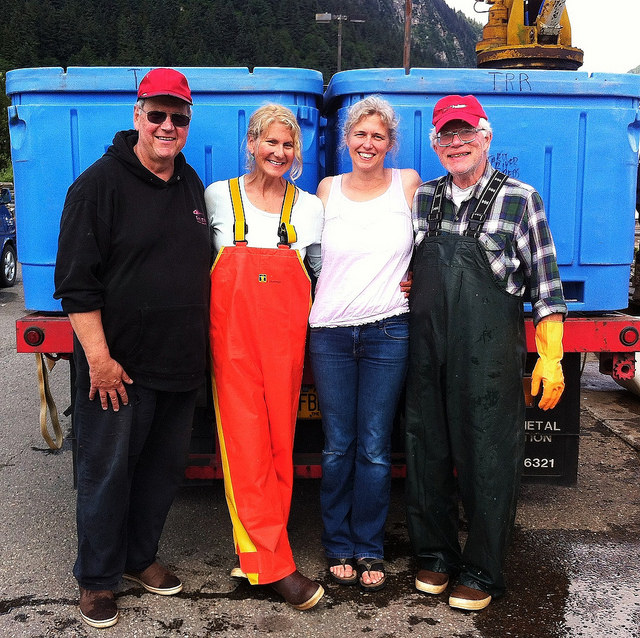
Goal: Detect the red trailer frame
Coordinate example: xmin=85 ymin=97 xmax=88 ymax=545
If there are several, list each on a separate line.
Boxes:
xmin=16 ymin=311 xmax=640 ymax=482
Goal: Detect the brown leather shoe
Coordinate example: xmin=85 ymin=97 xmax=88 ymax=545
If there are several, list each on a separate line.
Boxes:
xmin=123 ymin=561 xmax=183 ymax=595
xmin=415 ymin=569 xmax=449 ymax=594
xmin=449 ymin=584 xmax=492 ymax=610
xmin=269 ymin=570 xmax=324 ymax=610
xmin=79 ymin=587 xmax=119 ymax=628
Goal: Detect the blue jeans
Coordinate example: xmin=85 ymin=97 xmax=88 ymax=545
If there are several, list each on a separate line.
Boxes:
xmin=309 ymin=314 xmax=409 ymax=560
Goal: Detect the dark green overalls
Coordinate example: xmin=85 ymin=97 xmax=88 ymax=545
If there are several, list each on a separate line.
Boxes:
xmin=405 ymin=171 xmax=526 ymax=597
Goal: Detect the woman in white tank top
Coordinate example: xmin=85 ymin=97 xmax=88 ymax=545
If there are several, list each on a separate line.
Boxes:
xmin=309 ymin=96 xmax=423 ymax=591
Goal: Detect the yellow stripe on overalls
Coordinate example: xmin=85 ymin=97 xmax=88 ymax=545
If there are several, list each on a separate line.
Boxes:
xmin=210 ymin=373 xmax=258 ymax=580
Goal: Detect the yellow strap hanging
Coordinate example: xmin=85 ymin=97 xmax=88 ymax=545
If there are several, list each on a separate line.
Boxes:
xmin=35 ymin=353 xmax=64 ymax=449
xmin=228 ymin=177 xmax=297 ymax=245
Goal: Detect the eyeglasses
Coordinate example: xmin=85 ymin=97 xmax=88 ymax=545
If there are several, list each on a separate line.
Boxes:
xmin=139 ymin=106 xmax=191 ymax=128
xmin=436 ymin=128 xmax=481 ymax=147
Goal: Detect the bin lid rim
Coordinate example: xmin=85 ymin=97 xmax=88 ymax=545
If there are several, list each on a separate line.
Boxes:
xmin=6 ymin=66 xmax=324 ymax=97
xmin=322 ymin=67 xmax=640 ymax=112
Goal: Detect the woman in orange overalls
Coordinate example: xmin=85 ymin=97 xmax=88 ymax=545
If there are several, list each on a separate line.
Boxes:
xmin=204 ymin=104 xmax=324 ymax=610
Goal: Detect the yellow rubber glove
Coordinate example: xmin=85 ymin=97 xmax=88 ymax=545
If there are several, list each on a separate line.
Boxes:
xmin=530 ymin=320 xmax=565 ymax=411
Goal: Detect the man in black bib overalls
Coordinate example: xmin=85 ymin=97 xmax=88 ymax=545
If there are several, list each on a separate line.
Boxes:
xmin=405 ymin=95 xmax=567 ymax=611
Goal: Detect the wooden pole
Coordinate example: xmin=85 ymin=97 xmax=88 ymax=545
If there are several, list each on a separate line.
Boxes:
xmin=337 ymin=16 xmax=343 ymax=73
xmin=404 ymin=0 xmax=412 ymax=74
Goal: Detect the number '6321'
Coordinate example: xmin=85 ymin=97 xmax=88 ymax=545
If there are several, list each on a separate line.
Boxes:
xmin=524 ymin=457 xmax=555 ymax=468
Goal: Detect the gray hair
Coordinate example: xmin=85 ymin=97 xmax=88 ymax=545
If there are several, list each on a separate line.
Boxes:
xmin=342 ymin=95 xmax=399 ymax=150
xmin=429 ymin=117 xmax=492 ymax=150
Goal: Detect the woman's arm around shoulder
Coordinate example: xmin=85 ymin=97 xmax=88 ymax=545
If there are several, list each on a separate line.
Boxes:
xmin=298 ymin=187 xmax=324 ymax=279
xmin=400 ymin=168 xmax=423 ymax=209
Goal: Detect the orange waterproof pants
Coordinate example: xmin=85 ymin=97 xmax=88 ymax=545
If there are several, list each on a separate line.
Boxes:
xmin=209 ymin=244 xmax=311 ymax=584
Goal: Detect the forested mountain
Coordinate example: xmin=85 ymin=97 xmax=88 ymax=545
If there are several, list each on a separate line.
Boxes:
xmin=0 ymin=0 xmax=482 ymax=176
xmin=0 ymin=0 xmax=481 ymax=76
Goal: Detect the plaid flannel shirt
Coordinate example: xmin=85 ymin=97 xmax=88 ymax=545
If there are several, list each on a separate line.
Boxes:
xmin=413 ymin=162 xmax=567 ymax=325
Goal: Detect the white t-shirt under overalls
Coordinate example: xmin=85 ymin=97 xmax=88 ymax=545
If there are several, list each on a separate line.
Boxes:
xmin=204 ymin=176 xmax=324 ymax=276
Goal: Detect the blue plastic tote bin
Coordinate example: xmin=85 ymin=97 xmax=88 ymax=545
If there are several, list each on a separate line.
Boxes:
xmin=6 ymin=66 xmax=323 ymax=311
xmin=322 ymin=68 xmax=640 ymax=312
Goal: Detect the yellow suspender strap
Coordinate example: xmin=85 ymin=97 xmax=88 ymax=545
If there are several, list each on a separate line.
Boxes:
xmin=230 ymin=177 xmax=297 ymax=245
xmin=228 ymin=177 xmax=247 ymax=244
xmin=278 ymin=181 xmax=297 ymax=246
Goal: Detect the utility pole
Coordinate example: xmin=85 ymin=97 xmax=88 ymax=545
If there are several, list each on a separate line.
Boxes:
xmin=404 ymin=0 xmax=412 ymax=74
xmin=316 ymin=12 xmax=365 ymax=73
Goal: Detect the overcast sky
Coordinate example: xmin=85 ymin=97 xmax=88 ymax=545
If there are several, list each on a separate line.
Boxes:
xmin=443 ymin=0 xmax=640 ymax=74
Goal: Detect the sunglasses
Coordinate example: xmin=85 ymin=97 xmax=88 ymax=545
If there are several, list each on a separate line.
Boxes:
xmin=139 ymin=106 xmax=191 ymax=128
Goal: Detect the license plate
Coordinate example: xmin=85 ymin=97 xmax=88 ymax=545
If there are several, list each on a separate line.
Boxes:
xmin=298 ymin=385 xmax=322 ymax=420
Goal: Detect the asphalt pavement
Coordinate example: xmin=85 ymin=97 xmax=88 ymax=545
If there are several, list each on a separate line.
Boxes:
xmin=1 ymin=270 xmax=639 ymax=638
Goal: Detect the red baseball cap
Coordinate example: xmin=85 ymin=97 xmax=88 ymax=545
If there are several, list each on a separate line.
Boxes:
xmin=137 ymin=68 xmax=192 ymax=105
xmin=432 ymin=95 xmax=487 ymax=132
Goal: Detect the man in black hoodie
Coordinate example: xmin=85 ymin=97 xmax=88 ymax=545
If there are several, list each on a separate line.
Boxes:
xmin=54 ymin=68 xmax=210 ymax=629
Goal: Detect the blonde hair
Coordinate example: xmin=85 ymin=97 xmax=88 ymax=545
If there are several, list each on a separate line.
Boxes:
xmin=342 ymin=95 xmax=399 ymax=149
xmin=246 ymin=104 xmax=303 ymax=180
